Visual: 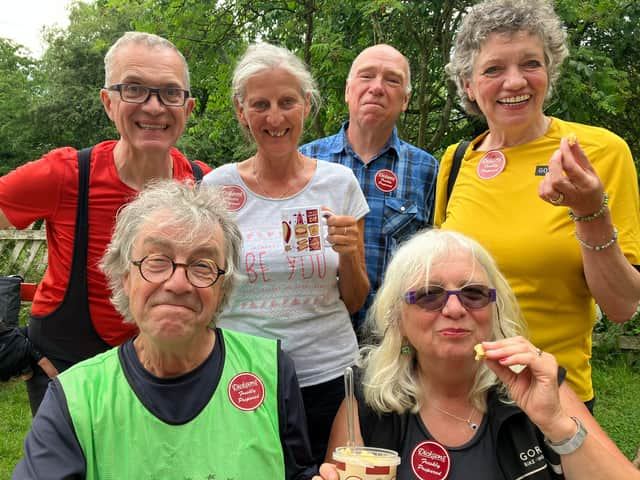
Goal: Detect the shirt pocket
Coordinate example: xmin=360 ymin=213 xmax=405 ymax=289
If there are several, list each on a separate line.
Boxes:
xmin=382 ymin=197 xmax=419 ymax=243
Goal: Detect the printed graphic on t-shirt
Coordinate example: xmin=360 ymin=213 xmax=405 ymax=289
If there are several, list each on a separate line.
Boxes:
xmin=231 ymin=218 xmax=337 ymax=318
xmin=281 ymin=206 xmax=324 ymax=255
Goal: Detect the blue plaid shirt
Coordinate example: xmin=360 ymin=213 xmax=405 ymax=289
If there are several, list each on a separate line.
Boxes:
xmin=300 ymin=122 xmax=438 ymax=330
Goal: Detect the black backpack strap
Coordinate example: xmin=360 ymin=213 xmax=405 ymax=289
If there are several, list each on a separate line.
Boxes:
xmin=446 ymin=140 xmax=471 ymax=205
xmin=189 ymin=160 xmax=204 ymax=182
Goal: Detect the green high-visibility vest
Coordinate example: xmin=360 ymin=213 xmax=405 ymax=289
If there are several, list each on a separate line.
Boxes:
xmin=59 ymin=329 xmax=285 ymax=479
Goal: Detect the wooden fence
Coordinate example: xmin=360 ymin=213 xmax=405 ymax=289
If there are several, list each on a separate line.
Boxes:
xmin=0 ymin=223 xmax=47 ymax=279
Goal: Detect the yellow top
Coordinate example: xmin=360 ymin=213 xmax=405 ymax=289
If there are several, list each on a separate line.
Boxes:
xmin=435 ymin=117 xmax=640 ymax=401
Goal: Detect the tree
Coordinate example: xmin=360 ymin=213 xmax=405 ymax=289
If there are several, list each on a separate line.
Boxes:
xmin=0 ymin=39 xmax=37 ymax=173
xmin=553 ymin=0 xmax=640 ymax=169
xmin=1 ymin=0 xmax=638 ymax=174
xmin=26 ymin=0 xmax=137 ymax=153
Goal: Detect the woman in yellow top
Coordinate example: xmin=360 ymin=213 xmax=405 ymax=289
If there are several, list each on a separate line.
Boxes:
xmin=434 ymin=0 xmax=640 ymax=409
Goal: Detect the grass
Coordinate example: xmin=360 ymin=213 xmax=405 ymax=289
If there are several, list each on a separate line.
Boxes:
xmin=0 ymin=380 xmax=30 ymax=479
xmin=592 ymin=353 xmax=640 ymax=459
xmin=1 ymin=351 xmax=639 ymax=476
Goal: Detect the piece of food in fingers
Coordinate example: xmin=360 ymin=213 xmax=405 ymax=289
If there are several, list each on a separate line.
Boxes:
xmin=474 ymin=343 xmax=486 ymax=361
xmin=566 ymin=132 xmax=577 ymax=146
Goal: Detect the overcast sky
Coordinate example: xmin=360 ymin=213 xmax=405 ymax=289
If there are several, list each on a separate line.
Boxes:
xmin=0 ymin=0 xmax=73 ymax=57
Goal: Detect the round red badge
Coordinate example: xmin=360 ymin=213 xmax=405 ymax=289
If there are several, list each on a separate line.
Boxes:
xmin=221 ymin=185 xmax=247 ymax=212
xmin=228 ymin=372 xmax=265 ymax=411
xmin=477 ymin=150 xmax=506 ymax=179
xmin=411 ymin=441 xmax=451 ymax=480
xmin=374 ymin=169 xmax=398 ymax=193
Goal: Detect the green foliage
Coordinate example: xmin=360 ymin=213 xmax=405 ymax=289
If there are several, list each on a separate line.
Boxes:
xmin=595 ymin=313 xmax=640 ymax=338
xmin=0 ymin=39 xmax=38 ymax=172
xmin=0 ymin=0 xmax=638 ymax=172
xmin=554 ymin=0 xmax=640 ymax=174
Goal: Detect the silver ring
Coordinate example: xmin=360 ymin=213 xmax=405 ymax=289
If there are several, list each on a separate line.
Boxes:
xmin=535 ymin=347 xmax=542 ymax=357
xmin=549 ymin=192 xmax=564 ymax=205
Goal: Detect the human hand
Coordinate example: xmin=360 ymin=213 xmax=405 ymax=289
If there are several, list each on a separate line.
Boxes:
xmin=312 ymin=463 xmax=340 ymax=480
xmin=323 ymin=208 xmax=360 ymax=256
xmin=37 ymin=356 xmax=59 ymax=379
xmin=538 ymin=136 xmax=605 ymax=216
xmin=479 ymin=336 xmax=563 ymax=429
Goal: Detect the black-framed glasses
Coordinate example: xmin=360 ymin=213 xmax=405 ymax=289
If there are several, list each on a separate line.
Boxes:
xmin=404 ymin=284 xmax=497 ymax=311
xmin=107 ymin=83 xmax=190 ymax=107
xmin=131 ymin=255 xmax=225 ymax=288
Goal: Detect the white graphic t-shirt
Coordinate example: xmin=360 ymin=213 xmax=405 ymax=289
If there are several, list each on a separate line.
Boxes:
xmin=203 ymin=160 xmax=369 ymax=387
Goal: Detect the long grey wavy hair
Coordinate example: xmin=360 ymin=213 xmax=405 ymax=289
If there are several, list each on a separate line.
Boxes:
xmin=360 ymin=229 xmax=526 ymax=414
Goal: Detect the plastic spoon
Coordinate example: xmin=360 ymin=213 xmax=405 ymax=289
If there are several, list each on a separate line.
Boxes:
xmin=344 ymin=366 xmax=355 ymax=447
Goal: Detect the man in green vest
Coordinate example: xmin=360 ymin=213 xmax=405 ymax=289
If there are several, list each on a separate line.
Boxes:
xmin=13 ymin=180 xmax=318 ymax=479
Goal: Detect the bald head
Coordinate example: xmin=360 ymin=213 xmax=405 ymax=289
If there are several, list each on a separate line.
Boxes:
xmin=348 ymin=44 xmax=411 ymax=94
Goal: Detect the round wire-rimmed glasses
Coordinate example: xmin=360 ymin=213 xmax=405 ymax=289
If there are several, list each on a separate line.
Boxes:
xmin=131 ymin=254 xmax=225 ymax=288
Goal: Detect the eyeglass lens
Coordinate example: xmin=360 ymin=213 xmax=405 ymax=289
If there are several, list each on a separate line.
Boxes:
xmin=136 ymin=255 xmax=221 ymax=288
xmin=118 ymin=84 xmax=187 ymax=106
xmin=408 ymin=285 xmax=495 ymax=311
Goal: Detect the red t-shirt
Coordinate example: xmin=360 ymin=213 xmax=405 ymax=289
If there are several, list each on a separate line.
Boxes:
xmin=0 ymin=140 xmax=211 ymax=346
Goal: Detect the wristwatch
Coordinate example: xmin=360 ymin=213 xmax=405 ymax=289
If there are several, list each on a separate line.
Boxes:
xmin=544 ymin=416 xmax=588 ymax=455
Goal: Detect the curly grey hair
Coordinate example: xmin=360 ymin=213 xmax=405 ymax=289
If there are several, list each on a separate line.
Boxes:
xmin=232 ymin=41 xmax=320 ymax=129
xmin=360 ymin=228 xmax=526 ymax=415
xmin=100 ymin=180 xmax=242 ymax=324
xmin=104 ymin=31 xmax=191 ymax=90
xmin=446 ymin=0 xmax=568 ymax=116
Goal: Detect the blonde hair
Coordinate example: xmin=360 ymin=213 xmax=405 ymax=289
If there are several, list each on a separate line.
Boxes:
xmin=360 ymin=229 xmax=526 ymax=414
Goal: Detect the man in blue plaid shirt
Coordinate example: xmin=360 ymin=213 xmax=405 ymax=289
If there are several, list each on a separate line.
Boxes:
xmin=300 ymin=44 xmax=438 ymax=334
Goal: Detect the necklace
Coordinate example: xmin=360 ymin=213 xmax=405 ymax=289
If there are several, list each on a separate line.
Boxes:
xmin=432 ymin=404 xmax=479 ymax=431
xmin=252 ymin=155 xmax=300 ymax=199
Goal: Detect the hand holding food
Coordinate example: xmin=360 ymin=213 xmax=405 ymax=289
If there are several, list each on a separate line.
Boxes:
xmin=480 ymin=337 xmax=564 ymax=429
xmin=538 ymin=132 xmax=605 ymax=215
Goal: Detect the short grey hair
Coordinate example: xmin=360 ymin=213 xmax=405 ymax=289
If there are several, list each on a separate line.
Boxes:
xmin=347 ymin=44 xmax=412 ymax=95
xmin=360 ymin=229 xmax=525 ymax=415
xmin=104 ymin=31 xmax=191 ymax=90
xmin=446 ymin=0 xmax=568 ymax=116
xmin=232 ymin=42 xmax=320 ymax=118
xmin=100 ymin=180 xmax=242 ymax=324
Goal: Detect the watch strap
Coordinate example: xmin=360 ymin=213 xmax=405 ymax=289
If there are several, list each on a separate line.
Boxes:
xmin=544 ymin=416 xmax=588 ymax=455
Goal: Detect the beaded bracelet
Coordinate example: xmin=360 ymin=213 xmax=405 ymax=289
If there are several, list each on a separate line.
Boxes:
xmin=568 ymin=193 xmax=609 ymax=222
xmin=574 ymin=226 xmax=618 ymax=251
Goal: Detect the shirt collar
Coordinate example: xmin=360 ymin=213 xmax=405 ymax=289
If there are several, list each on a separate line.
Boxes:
xmin=341 ymin=121 xmax=402 ymax=159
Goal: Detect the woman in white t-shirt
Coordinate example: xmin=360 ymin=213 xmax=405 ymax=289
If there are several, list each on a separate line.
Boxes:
xmin=203 ymin=42 xmax=369 ymax=465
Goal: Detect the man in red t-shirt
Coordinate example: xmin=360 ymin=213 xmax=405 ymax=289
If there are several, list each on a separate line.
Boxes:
xmin=0 ymin=32 xmax=211 ymax=414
